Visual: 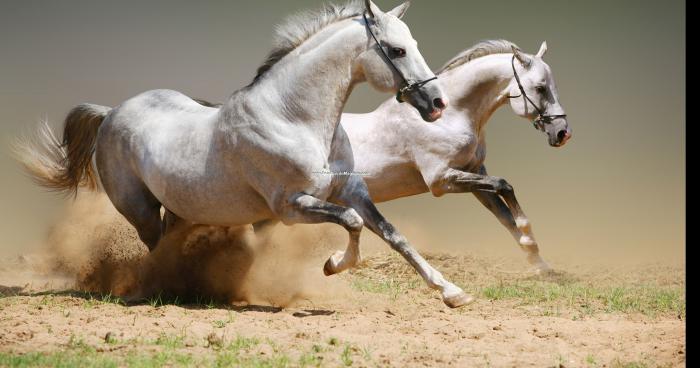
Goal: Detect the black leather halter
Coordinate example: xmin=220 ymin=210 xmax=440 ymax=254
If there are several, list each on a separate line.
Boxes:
xmin=507 ymin=54 xmax=567 ymax=132
xmin=363 ymin=13 xmax=438 ymax=103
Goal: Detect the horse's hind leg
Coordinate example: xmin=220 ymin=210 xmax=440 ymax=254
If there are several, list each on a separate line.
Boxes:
xmin=96 ymin=118 xmax=164 ymax=251
xmin=162 ymin=208 xmax=185 ymax=234
xmin=432 ymin=165 xmax=550 ymax=273
xmin=473 ymin=191 xmax=550 ymax=273
xmin=103 ymin=178 xmax=163 ymax=251
xmin=473 ymin=165 xmax=550 ymax=272
xmin=119 ymin=196 xmax=162 ymax=251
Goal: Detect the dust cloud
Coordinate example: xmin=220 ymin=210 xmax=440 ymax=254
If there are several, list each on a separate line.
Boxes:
xmin=0 ymin=193 xmax=350 ymax=307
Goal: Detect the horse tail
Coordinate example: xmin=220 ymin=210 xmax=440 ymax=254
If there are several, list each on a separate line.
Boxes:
xmin=13 ymin=103 xmax=112 ymax=196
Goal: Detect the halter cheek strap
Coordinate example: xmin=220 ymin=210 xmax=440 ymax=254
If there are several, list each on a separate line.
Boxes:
xmin=507 ymin=54 xmax=567 ymax=132
xmin=362 ymin=13 xmax=437 ymax=103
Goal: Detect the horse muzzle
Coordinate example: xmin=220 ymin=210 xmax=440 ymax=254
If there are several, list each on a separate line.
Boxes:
xmin=550 ymin=128 xmax=572 ymax=147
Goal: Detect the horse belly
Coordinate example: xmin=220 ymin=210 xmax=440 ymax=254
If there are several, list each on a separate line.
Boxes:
xmin=139 ymin=146 xmax=274 ymax=226
xmin=159 ymin=178 xmax=274 ymax=226
xmin=363 ymin=162 xmax=429 ymax=203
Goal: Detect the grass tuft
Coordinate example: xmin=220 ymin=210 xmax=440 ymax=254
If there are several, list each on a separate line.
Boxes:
xmin=480 ymin=280 xmax=685 ymax=317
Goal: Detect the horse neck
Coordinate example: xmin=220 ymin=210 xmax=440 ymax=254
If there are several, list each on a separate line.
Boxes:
xmin=240 ymin=18 xmax=366 ymax=142
xmin=441 ymin=54 xmax=514 ymax=135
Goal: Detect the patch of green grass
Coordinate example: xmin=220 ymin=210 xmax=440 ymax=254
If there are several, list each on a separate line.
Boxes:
xmin=66 ymin=334 xmax=93 ymax=352
xmin=360 ymin=345 xmax=374 ymax=363
xmin=104 ymin=332 xmax=118 ymax=345
xmin=82 ymin=295 xmax=99 ymax=309
xmin=610 ymin=359 xmax=649 ymax=368
xmin=227 ymin=335 xmax=260 ymax=352
xmin=211 ymin=312 xmax=237 ymax=329
xmin=585 ymin=354 xmax=598 ymax=367
xmin=147 ymin=293 xmax=165 ymax=308
xmin=0 ymin=351 xmax=118 ymax=368
xmin=554 ymin=354 xmax=568 ymax=367
xmin=298 ymin=352 xmax=323 ymax=367
xmin=480 ymin=280 xmax=685 ymax=317
xmin=100 ymin=293 xmax=124 ymax=305
xmin=124 ymin=350 xmax=180 ymax=368
xmin=72 ymin=293 xmax=126 ymax=309
xmin=350 ymin=276 xmax=421 ymax=299
xmin=153 ymin=333 xmax=185 ymax=349
xmin=213 ymin=353 xmax=291 ymax=368
xmin=206 ymin=298 xmax=217 ymax=309
xmin=607 ymin=357 xmax=675 ymax=368
xmin=213 ymin=340 xmax=290 ymax=368
xmin=0 ymin=338 xmax=292 ymax=368
xmin=311 ymin=344 xmax=325 ymax=354
xmin=38 ymin=296 xmax=52 ymax=306
xmin=340 ymin=345 xmax=353 ymax=366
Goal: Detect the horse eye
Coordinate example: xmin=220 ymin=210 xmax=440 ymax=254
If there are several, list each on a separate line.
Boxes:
xmin=390 ymin=47 xmax=406 ymax=58
xmin=535 ymin=86 xmax=547 ymax=94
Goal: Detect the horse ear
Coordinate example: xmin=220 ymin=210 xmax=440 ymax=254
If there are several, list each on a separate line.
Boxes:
xmin=364 ymin=0 xmax=383 ymax=18
xmin=536 ymin=41 xmax=548 ymax=58
xmin=511 ymin=45 xmax=532 ymax=67
xmin=388 ymin=1 xmax=410 ymax=19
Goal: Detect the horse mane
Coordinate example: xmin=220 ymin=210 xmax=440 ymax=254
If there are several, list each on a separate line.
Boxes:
xmin=437 ymin=39 xmax=520 ymax=75
xmin=250 ymin=0 xmax=365 ymax=85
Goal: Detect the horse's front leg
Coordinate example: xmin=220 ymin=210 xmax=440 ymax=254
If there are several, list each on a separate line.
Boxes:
xmin=334 ymin=176 xmax=473 ymax=308
xmin=283 ymin=193 xmax=364 ymax=276
xmin=432 ymin=167 xmax=550 ymax=273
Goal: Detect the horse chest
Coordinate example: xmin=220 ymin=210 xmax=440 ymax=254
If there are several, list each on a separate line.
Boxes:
xmin=443 ymin=133 xmax=482 ymax=170
xmin=233 ymin=125 xmax=337 ymax=197
xmin=451 ymin=141 xmax=486 ymax=173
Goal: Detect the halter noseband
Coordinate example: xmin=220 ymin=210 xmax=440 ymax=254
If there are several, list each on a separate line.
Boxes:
xmin=363 ymin=13 xmax=438 ymax=103
xmin=507 ymin=54 xmax=567 ymax=132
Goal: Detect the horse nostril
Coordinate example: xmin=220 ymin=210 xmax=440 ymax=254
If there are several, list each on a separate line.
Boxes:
xmin=557 ymin=130 xmax=568 ymax=141
xmin=433 ymin=98 xmax=447 ymax=110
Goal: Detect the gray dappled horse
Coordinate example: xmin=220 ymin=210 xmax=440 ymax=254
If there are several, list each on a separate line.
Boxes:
xmin=18 ymin=1 xmax=477 ymax=308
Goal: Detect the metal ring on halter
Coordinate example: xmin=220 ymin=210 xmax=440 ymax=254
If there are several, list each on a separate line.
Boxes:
xmin=362 ymin=12 xmax=438 ymax=103
xmin=506 ymin=54 xmax=566 ymax=132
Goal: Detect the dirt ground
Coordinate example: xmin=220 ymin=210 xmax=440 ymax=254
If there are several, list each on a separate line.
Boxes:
xmin=0 ymin=195 xmax=686 ymax=367
xmin=0 ymin=256 xmax=686 ymax=367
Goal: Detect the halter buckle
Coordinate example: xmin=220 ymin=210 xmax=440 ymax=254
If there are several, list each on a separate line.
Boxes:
xmin=396 ymin=76 xmax=438 ymax=103
xmin=533 ymin=118 xmax=545 ymax=132
xmin=396 ymin=91 xmax=404 ymax=103
xmin=396 ymin=85 xmax=411 ymax=103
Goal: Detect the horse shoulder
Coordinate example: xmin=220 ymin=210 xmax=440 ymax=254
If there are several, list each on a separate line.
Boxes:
xmin=414 ymin=122 xmax=476 ymax=165
xmin=409 ymin=122 xmax=483 ymax=195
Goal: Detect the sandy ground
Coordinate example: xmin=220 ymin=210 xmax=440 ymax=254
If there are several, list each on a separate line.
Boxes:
xmin=0 ymin=253 xmax=686 ymax=368
xmin=0 ymin=195 xmax=686 ymax=367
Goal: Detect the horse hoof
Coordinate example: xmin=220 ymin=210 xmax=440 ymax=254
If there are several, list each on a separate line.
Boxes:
xmin=323 ymin=258 xmax=336 ymax=276
xmin=443 ymin=292 xmax=475 ymax=308
xmin=530 ymin=257 xmax=551 ymax=275
xmin=534 ymin=263 xmax=552 ymax=275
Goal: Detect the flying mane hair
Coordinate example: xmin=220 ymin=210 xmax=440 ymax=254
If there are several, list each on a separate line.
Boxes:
xmin=250 ymin=0 xmax=366 ymax=85
xmin=437 ymin=39 xmax=520 ymax=75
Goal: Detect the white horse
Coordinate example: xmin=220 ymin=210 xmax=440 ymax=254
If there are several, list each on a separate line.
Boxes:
xmin=340 ymin=40 xmax=572 ymax=272
xmin=18 ymin=1 xmax=476 ymax=308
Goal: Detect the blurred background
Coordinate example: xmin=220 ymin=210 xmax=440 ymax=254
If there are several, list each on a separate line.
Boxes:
xmin=0 ymin=0 xmax=684 ymax=264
